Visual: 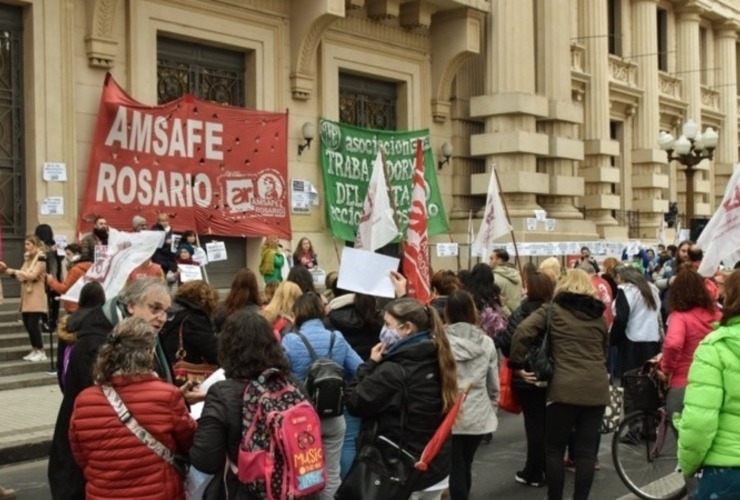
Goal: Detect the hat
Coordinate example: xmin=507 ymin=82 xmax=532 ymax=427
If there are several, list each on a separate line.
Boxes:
xmin=132 ymin=215 xmax=147 ymax=229
xmin=178 ymin=243 xmax=195 ymax=257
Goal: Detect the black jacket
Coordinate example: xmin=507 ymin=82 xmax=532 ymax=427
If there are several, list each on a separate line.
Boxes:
xmin=325 ymin=298 xmax=382 ymax=362
xmin=151 ymin=223 xmax=176 ymax=272
xmin=159 ymin=298 xmax=218 ymax=366
xmin=190 ymin=379 xmax=253 ymax=500
xmin=48 ymin=306 xmax=113 ymax=500
xmin=498 ymin=299 xmax=546 ymax=392
xmin=346 ymin=333 xmax=451 ymax=490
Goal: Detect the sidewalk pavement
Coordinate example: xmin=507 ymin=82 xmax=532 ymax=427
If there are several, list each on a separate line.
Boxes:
xmin=0 ymin=384 xmax=62 ymax=466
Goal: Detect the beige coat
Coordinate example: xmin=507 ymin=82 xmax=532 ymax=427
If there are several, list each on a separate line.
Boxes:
xmin=12 ymin=252 xmax=48 ymax=313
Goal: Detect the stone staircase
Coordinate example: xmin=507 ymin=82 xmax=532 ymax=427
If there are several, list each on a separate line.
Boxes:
xmin=0 ymin=299 xmax=58 ymax=391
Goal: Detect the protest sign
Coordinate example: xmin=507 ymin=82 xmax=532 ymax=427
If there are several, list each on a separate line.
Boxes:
xmin=205 ymin=241 xmax=227 ymax=262
xmin=336 ymin=247 xmax=399 ymax=298
xmin=178 ymin=264 xmax=203 ymax=282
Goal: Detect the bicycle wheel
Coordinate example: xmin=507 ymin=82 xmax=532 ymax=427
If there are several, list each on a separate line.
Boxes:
xmin=612 ymin=410 xmax=687 ymax=500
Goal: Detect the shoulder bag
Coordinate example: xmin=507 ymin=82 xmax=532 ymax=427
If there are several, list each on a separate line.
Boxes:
xmin=171 ymin=315 xmax=218 ymax=387
xmin=102 ymin=385 xmax=188 ymax=477
xmin=528 ymin=305 xmax=555 ymax=382
xmin=336 ymin=368 xmax=419 ymax=500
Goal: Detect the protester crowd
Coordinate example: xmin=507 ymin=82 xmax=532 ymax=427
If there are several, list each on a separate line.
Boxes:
xmin=2 ymin=215 xmax=740 ymax=500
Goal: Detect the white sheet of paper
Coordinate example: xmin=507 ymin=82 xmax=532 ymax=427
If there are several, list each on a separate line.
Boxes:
xmin=40 ymin=197 xmax=64 ymax=215
xmin=534 ymin=209 xmax=547 ymax=222
xmin=189 ymin=368 xmax=225 ymax=420
xmin=336 ymin=247 xmax=399 ymax=298
xmin=178 ymin=264 xmax=203 ymax=282
xmin=545 ymin=218 xmax=556 ymax=231
xmin=43 ymin=162 xmax=67 ymax=182
xmin=436 ymin=243 xmax=459 ymax=257
xmin=54 ymin=235 xmax=68 ymax=256
xmin=526 ymin=218 xmax=538 ymax=231
xmin=205 ymin=241 xmax=227 ymax=262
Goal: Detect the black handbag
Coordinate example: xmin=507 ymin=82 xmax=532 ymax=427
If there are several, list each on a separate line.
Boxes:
xmin=336 ymin=372 xmax=419 ymax=500
xmin=529 ymin=305 xmax=555 ymax=382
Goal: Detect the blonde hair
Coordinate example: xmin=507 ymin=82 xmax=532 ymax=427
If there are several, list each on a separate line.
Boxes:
xmin=261 ymin=281 xmax=302 ymax=324
xmin=554 ymin=269 xmax=598 ymax=298
xmin=539 ymin=257 xmax=562 ymax=283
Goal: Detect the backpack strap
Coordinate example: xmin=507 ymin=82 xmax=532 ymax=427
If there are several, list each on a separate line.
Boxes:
xmin=296 ymin=332 xmax=319 ymax=361
xmin=327 ymin=331 xmax=336 ymax=358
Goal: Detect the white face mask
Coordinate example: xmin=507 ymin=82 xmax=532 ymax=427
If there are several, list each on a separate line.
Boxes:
xmin=379 ymin=325 xmax=402 ymax=348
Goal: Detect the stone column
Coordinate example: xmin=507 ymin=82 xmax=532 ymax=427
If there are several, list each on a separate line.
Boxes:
xmin=470 ymin=0 xmax=550 ymax=219
xmin=535 ymin=0 xmax=584 ymax=223
xmin=714 ymin=22 xmax=739 ymax=207
xmin=578 ymin=0 xmax=621 ymax=234
xmin=630 ymin=0 xmax=668 ymax=238
xmin=675 ymin=4 xmax=710 ymax=220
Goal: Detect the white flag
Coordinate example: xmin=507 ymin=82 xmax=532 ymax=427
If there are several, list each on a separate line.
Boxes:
xmin=355 ymin=150 xmax=399 ymax=251
xmin=466 ymin=209 xmax=475 ymax=256
xmin=472 ymin=165 xmax=511 ymax=257
xmin=658 ymin=215 xmax=666 ymax=246
xmin=698 ymin=165 xmax=740 ymax=276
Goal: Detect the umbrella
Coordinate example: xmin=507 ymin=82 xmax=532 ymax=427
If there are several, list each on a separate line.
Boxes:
xmin=415 ymin=382 xmax=473 ymax=471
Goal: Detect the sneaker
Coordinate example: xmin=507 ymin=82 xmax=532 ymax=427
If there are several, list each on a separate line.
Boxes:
xmin=29 ymin=351 xmax=48 ymax=362
xmin=514 ymin=471 xmax=543 ymax=487
xmin=22 ymin=351 xmax=35 ymax=361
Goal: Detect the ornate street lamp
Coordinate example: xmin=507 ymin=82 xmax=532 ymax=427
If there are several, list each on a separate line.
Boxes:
xmin=658 ymin=119 xmax=718 ymax=223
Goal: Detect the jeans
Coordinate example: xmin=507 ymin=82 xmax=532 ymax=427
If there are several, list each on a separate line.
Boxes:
xmin=513 ymin=385 xmax=547 ymax=482
xmin=319 ymin=415 xmax=346 ymax=500
xmin=340 ymin=412 xmax=361 ymax=478
xmin=22 ymin=312 xmax=46 ymax=349
xmin=449 ymin=434 xmax=483 ymax=500
xmin=545 ymin=403 xmax=605 ymax=500
xmin=696 ymin=467 xmax=740 ymax=500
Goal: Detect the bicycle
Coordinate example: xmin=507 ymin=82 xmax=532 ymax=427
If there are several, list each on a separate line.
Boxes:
xmin=611 ymin=368 xmax=687 ymax=500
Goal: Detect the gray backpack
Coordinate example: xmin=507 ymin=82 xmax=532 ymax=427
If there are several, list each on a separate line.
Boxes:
xmin=296 ymin=332 xmax=346 ymax=417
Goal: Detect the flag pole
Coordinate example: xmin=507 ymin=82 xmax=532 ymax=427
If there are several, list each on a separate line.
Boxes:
xmin=492 ymin=166 xmax=523 ymax=276
xmin=332 ymin=237 xmax=341 ymax=264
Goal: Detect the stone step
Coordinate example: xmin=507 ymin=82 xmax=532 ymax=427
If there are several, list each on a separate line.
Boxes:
xmin=0 ymin=344 xmax=57 ymax=362
xmin=0 ymin=320 xmax=25 ymax=334
xmin=0 ymin=371 xmax=58 ymax=391
xmin=0 ymin=359 xmax=57 ymax=377
xmin=0 ymin=310 xmax=21 ymax=322
xmin=0 ymin=330 xmax=58 ymax=348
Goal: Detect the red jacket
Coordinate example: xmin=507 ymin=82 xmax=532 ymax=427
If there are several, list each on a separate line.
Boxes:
xmin=661 ymin=307 xmax=721 ymax=388
xmin=47 ymin=261 xmax=92 ymax=313
xmin=69 ymin=374 xmax=196 ymax=500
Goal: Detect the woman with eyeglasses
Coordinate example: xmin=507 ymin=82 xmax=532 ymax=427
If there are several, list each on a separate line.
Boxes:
xmin=48 ymin=278 xmax=182 ymax=500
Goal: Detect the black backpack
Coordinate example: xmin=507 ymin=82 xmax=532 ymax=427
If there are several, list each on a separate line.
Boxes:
xmin=296 ymin=331 xmax=345 ymax=417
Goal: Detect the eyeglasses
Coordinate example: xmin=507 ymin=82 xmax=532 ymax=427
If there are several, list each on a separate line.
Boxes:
xmin=147 ymin=302 xmax=174 ymax=321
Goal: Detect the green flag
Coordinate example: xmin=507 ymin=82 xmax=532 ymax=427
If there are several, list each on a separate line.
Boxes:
xmin=319 ymin=118 xmax=448 ymax=242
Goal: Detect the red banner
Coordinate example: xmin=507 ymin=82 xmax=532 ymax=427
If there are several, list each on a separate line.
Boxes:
xmin=79 ymin=73 xmax=291 ymax=238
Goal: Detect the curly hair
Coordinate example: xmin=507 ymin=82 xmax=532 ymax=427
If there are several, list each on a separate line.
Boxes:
xmin=176 ymin=280 xmax=219 ymax=318
xmin=668 ymin=269 xmax=715 ymax=312
xmin=219 ymin=310 xmax=290 ymax=380
xmin=94 ymin=317 xmax=157 ymax=384
xmin=224 ymin=268 xmax=262 ymax=315
xmin=261 ymin=281 xmax=302 ymax=324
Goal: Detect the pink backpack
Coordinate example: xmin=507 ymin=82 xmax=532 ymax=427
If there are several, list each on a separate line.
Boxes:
xmin=236 ymin=368 xmax=326 ymax=499
xmin=480 ymin=305 xmax=508 ymax=340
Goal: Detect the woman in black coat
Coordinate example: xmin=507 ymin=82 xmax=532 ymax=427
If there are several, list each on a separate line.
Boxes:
xmin=190 ymin=311 xmax=293 ymax=499
xmin=158 ymin=280 xmax=219 ymax=375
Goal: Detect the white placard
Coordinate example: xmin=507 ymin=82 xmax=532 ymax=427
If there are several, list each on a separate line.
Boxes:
xmin=336 ymin=247 xmax=400 ymax=298
xmin=43 ymin=162 xmax=67 ymax=182
xmin=678 ymin=228 xmax=691 ymax=243
xmin=54 ymin=235 xmax=68 ymax=257
xmin=310 ymin=267 xmax=327 ymax=285
xmin=534 ymin=209 xmax=547 ymax=222
xmin=544 ymin=218 xmax=556 ymax=232
xmin=178 ymin=264 xmax=203 ymax=282
xmin=40 ymin=196 xmax=64 ymax=215
xmin=436 ymin=243 xmax=459 ymax=257
xmin=171 ymin=234 xmax=182 ymax=253
xmin=205 ymin=241 xmax=227 ymax=262
xmin=526 ymin=218 xmax=538 ymax=231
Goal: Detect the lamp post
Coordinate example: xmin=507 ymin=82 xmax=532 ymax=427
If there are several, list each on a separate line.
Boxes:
xmin=658 ymin=119 xmax=718 ymax=224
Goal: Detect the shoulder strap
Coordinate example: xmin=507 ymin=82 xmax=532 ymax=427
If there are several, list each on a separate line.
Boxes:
xmin=176 ymin=315 xmax=191 ymax=361
xmin=327 ymin=331 xmax=336 ymax=357
xmin=296 ymin=332 xmax=319 ymax=361
xmin=102 ymin=385 xmax=174 ymax=465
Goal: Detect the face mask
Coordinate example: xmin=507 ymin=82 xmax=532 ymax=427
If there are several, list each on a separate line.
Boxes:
xmin=379 ymin=325 xmax=402 ymax=348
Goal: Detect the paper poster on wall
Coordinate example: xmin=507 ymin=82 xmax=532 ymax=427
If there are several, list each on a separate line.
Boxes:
xmin=43 ymin=162 xmax=67 ymax=182
xmin=40 ymin=197 xmax=64 ymax=215
xmin=544 ymin=219 xmax=556 ymax=232
xmin=526 ymin=218 xmax=538 ymax=231
xmin=534 ymin=209 xmax=547 ymax=222
xmin=436 ymin=243 xmax=459 ymax=257
xmin=205 ymin=241 xmax=227 ymax=262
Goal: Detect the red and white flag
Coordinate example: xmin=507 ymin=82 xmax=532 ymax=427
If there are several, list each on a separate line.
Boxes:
xmin=402 ymin=140 xmax=431 ymax=302
xmin=698 ymin=166 xmax=740 ymax=276
xmin=355 ymin=150 xmax=398 ymax=251
xmin=472 ymin=164 xmax=511 ymax=257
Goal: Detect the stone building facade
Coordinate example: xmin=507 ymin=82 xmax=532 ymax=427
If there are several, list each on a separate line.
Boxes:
xmin=1 ymin=0 xmax=739 ymax=294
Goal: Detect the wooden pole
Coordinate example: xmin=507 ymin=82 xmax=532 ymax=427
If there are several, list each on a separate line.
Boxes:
xmin=194 ymin=233 xmax=210 ymax=284
xmin=492 ymin=166 xmax=523 ymax=277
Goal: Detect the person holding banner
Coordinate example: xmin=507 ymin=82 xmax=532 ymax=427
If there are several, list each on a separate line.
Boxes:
xmin=0 ymin=235 xmax=48 ymax=362
xmin=80 ymin=216 xmax=109 ymax=261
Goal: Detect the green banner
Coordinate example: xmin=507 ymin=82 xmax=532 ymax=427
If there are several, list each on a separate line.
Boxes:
xmin=319 ymin=118 xmax=448 ymax=242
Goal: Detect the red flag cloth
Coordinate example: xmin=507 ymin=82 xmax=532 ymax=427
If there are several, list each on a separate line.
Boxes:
xmin=415 ymin=383 xmax=472 ymax=471
xmin=402 ymin=140 xmax=431 ymax=302
xmin=78 ymin=73 xmax=291 ymax=238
